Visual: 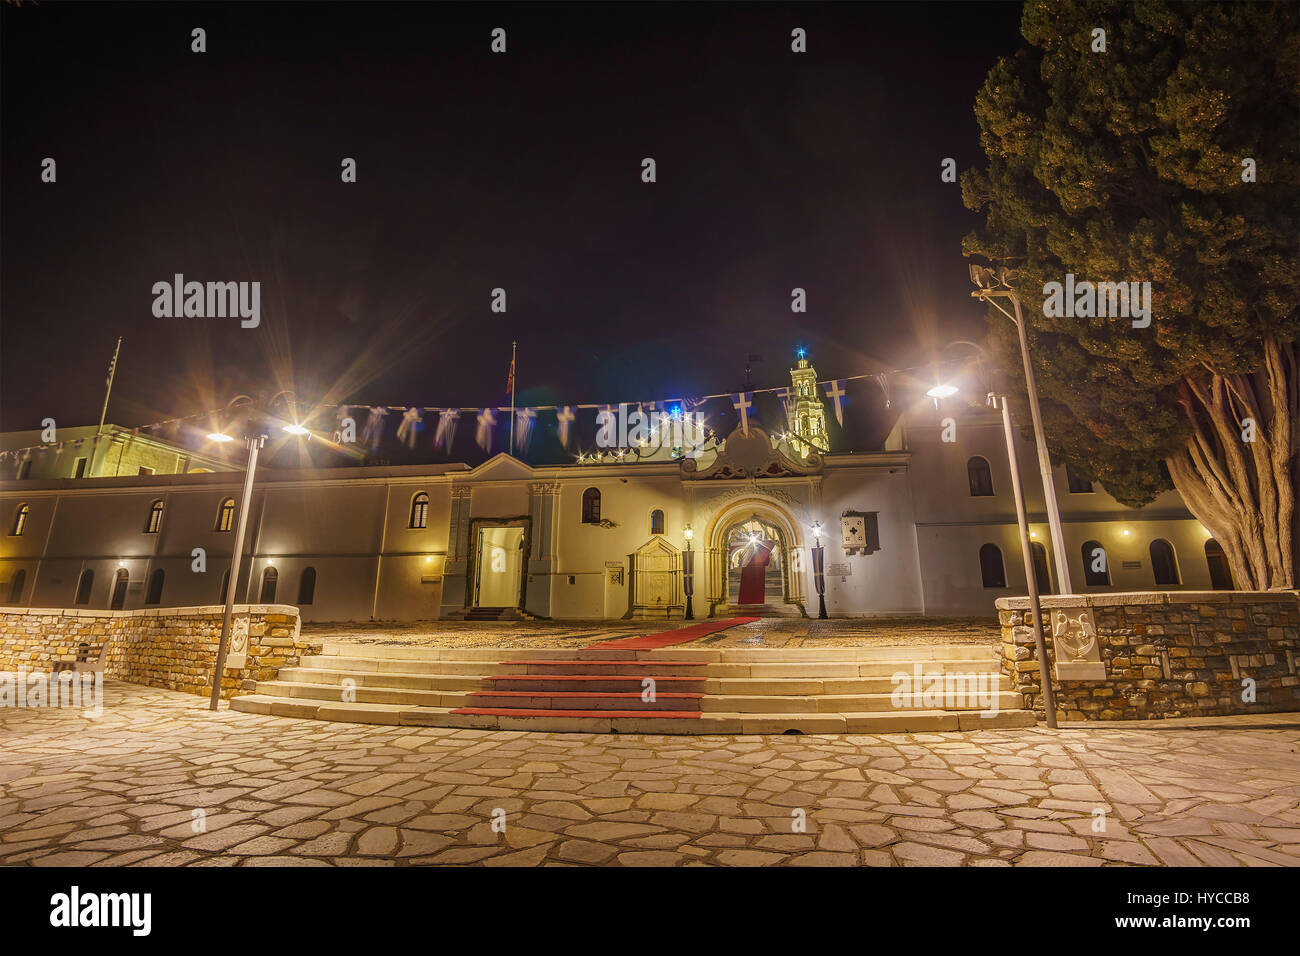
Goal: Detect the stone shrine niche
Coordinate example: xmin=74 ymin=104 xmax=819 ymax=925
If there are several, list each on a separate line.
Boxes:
xmin=630 ymin=538 xmax=682 ymax=614
xmin=841 ymin=511 xmax=880 ymax=555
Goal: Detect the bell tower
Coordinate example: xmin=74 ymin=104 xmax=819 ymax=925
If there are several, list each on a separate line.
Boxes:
xmin=788 ymin=348 xmax=828 ymax=459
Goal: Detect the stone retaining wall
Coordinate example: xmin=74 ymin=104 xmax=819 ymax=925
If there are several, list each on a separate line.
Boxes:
xmin=997 ymin=591 xmax=1300 ymax=721
xmin=0 ymin=605 xmax=316 ymax=699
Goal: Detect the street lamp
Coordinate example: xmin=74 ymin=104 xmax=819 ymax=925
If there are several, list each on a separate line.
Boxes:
xmin=810 ymin=521 xmax=828 ymax=620
xmin=206 ymin=392 xmax=312 ymax=711
xmin=968 ymin=263 xmax=1073 ymax=593
xmin=682 ymin=524 xmax=695 ymax=620
xmin=929 ymin=367 xmax=1058 ymax=729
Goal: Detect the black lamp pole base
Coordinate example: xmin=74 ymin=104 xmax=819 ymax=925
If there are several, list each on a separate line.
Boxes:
xmin=817 ymin=595 xmax=828 ymax=619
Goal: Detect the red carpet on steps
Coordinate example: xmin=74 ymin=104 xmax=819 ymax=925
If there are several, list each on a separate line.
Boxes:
xmin=594 ymin=616 xmax=760 ymax=650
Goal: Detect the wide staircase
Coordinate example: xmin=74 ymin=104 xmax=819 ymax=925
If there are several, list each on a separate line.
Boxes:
xmin=232 ymin=642 xmax=1035 ymax=734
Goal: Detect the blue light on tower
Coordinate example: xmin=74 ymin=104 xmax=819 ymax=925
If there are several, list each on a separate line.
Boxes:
xmin=796 ymin=347 xmax=807 ymax=360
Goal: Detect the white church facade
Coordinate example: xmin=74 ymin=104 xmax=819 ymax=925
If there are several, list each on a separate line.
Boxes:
xmin=0 ymin=357 xmax=1228 ymax=622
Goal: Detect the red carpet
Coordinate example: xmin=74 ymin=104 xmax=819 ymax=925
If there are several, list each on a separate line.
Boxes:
xmin=594 ymin=616 xmax=760 ymax=650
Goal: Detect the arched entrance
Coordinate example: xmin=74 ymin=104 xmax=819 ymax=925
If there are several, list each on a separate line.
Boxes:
xmin=704 ymin=499 xmax=806 ymax=616
xmin=726 ymin=516 xmax=785 ymax=606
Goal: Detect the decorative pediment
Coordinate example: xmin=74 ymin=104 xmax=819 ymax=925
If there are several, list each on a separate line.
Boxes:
xmin=633 ymin=536 xmax=679 ymax=559
xmin=682 ymin=426 xmax=821 ymax=480
xmin=468 ymin=453 xmax=536 ymax=482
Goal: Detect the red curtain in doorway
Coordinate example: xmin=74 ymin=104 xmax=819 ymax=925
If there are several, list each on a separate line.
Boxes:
xmin=737 ymin=539 xmax=774 ymax=605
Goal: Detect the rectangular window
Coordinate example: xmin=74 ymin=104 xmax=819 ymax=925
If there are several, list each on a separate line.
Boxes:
xmin=1066 ymin=465 xmax=1094 ymax=494
xmin=138 ymin=466 xmax=155 ymax=476
xmin=74 ymin=458 xmax=87 ymax=478
xmin=17 ymin=460 xmax=31 ymax=480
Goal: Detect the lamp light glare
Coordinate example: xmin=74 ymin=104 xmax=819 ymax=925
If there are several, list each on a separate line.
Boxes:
xmin=926 ymin=384 xmax=958 ymax=399
xmin=283 ymin=424 xmax=310 ymax=436
xmin=207 ymin=432 xmax=234 ymax=443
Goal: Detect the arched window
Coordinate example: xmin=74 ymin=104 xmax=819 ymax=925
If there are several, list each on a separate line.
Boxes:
xmin=145 ymin=499 xmax=164 ymax=534
xmin=215 ymin=498 xmax=235 ymax=532
xmin=75 ymin=569 xmax=94 ymax=605
xmin=409 ymin=492 xmax=429 ymax=529
xmin=967 ymin=457 xmax=994 ymax=497
xmin=298 ymin=566 xmax=316 ymax=605
xmin=1149 ymin=539 xmax=1180 ymax=586
xmin=109 ymin=568 xmax=129 ymax=610
xmin=582 ymin=487 xmax=601 ymax=524
xmin=979 ymin=544 xmax=1006 ymax=588
xmin=8 ymin=569 xmax=26 ymax=604
xmin=1082 ymin=540 xmax=1110 ymax=586
xmin=649 ymin=509 xmax=665 ymax=535
xmin=1030 ymin=541 xmax=1052 ymax=595
xmin=10 ymin=503 xmax=29 ymax=536
xmin=219 ymin=569 xmax=230 ymax=603
xmin=259 ymin=566 xmax=278 ymax=603
xmin=146 ymin=568 xmax=165 ymax=605
xmin=1204 ymin=538 xmax=1234 ymax=590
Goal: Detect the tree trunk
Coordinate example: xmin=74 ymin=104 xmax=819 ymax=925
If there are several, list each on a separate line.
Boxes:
xmin=1165 ymin=337 xmax=1298 ymax=590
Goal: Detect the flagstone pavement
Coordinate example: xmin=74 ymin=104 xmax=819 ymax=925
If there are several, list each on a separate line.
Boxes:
xmin=2 ymin=681 xmax=1298 ymax=867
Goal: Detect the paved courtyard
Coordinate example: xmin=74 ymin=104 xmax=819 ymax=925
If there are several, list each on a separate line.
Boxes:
xmin=2 ymin=680 xmax=1299 ymax=866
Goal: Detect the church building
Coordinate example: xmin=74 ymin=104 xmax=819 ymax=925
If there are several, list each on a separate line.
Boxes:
xmin=0 ymin=354 xmax=1227 ymax=620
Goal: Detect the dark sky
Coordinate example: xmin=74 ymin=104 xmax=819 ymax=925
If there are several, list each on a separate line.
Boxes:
xmin=1 ymin=0 xmax=1024 ymax=438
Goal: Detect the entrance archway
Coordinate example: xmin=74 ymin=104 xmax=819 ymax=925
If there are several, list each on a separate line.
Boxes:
xmin=703 ymin=499 xmax=806 ymax=616
xmin=726 ymin=516 xmax=785 ymax=606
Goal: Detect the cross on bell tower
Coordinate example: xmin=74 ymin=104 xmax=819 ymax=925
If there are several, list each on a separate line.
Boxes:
xmin=788 ymin=348 xmax=829 ymax=459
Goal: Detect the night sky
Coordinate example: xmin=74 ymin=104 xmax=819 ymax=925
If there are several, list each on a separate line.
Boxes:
xmin=1 ymin=1 xmax=1023 ymax=450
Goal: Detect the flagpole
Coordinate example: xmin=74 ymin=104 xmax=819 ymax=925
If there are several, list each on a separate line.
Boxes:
xmin=509 ymin=341 xmax=517 ymax=457
xmin=97 ymin=336 xmax=122 ymax=437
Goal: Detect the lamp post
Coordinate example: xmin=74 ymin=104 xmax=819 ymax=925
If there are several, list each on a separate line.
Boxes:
xmin=206 ymin=392 xmax=312 ymax=711
xmin=682 ymin=524 xmax=695 ymax=620
xmin=810 ymin=521 xmax=828 ymax=620
xmin=926 ymin=374 xmax=1058 ymax=729
xmin=969 ymin=264 xmax=1073 ymax=593
xmin=993 ymin=391 xmax=1058 ymax=728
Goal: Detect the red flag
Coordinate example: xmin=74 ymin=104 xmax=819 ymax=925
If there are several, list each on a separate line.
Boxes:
xmin=505 ymin=352 xmax=515 ymax=395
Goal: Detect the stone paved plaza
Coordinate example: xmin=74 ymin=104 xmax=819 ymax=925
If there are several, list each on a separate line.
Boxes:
xmin=2 ymin=679 xmax=1299 ymax=867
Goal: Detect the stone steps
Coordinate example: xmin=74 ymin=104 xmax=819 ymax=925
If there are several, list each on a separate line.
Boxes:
xmin=253 ymin=679 xmax=466 ymax=708
xmin=230 ymin=639 xmax=1034 ymax=735
xmin=698 ymin=691 xmax=1023 ymax=714
xmin=464 ymin=691 xmax=704 ymax=711
xmin=229 ymin=694 xmax=1036 ymax=734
